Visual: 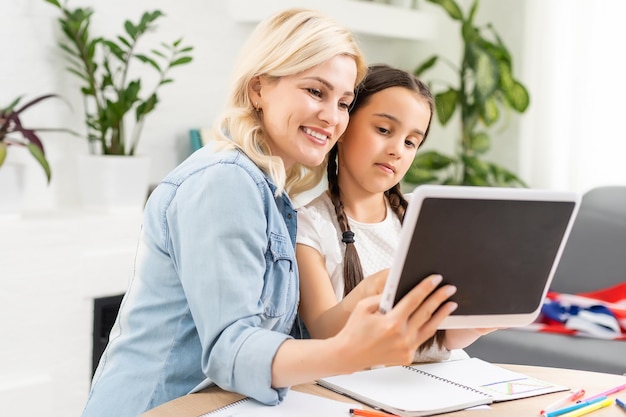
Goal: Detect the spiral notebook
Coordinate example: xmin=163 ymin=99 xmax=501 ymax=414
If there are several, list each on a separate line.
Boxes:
xmin=318 ymin=358 xmax=568 ymax=417
xmin=200 ymin=389 xmax=360 ymax=416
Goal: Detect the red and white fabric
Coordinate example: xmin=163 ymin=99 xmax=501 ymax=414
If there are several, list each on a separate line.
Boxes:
xmin=521 ymin=282 xmax=626 ymax=340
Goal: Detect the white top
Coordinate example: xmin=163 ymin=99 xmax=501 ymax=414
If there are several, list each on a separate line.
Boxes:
xmin=297 ymin=191 xmax=402 ymax=300
xmin=297 ymin=191 xmax=451 ymax=362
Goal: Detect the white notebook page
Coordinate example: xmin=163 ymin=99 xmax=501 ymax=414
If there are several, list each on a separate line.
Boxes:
xmin=202 ymin=389 xmax=360 ymax=417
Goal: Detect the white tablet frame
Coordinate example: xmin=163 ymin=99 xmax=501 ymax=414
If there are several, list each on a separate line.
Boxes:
xmin=379 ymin=185 xmax=580 ymax=329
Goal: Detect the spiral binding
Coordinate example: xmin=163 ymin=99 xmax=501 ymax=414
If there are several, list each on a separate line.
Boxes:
xmin=200 ymin=397 xmax=251 ymax=416
xmin=403 ymin=365 xmax=492 ymax=399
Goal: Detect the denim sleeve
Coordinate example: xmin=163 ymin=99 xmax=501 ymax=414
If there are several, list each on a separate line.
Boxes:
xmin=165 ymin=163 xmax=290 ymax=404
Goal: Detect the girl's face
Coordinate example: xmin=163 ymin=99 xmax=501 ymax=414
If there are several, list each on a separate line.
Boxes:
xmin=250 ymin=55 xmax=357 ymax=169
xmin=338 ymin=86 xmax=431 ymax=194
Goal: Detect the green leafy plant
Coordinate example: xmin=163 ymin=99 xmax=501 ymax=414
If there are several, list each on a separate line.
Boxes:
xmin=1 ymin=94 xmax=73 ymax=182
xmin=45 ymin=0 xmax=193 ymax=156
xmin=405 ymin=0 xmax=530 ymax=187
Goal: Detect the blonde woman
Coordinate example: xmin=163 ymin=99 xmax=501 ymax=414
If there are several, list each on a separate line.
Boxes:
xmin=82 ymin=10 xmax=458 ymax=417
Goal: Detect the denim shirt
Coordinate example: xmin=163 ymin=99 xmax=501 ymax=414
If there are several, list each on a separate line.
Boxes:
xmin=82 ymin=148 xmax=299 ymax=417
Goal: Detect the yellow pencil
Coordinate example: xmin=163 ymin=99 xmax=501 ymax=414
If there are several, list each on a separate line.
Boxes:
xmin=560 ymin=397 xmax=613 ymax=417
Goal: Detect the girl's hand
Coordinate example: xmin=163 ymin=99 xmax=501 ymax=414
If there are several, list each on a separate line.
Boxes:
xmin=332 ymin=274 xmax=458 ymax=371
xmin=344 ymin=269 xmax=388 ymax=305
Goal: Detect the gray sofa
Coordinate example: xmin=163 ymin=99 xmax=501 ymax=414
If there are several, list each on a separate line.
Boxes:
xmin=465 ymin=186 xmax=626 ymax=375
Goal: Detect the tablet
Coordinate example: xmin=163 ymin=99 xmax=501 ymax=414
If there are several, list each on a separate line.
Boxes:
xmin=379 ymin=185 xmax=580 ymax=329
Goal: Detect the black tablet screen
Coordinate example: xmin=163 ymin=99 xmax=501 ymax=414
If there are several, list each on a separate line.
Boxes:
xmin=393 ymin=198 xmax=577 ymax=315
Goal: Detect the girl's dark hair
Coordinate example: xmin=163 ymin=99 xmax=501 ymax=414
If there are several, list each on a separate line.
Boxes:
xmin=328 ymin=64 xmax=443 ymax=350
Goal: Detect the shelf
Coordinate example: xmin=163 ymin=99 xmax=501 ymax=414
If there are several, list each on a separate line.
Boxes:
xmin=228 ymin=0 xmax=436 ymax=41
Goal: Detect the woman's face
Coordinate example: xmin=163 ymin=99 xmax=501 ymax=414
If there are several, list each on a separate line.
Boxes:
xmin=250 ymin=55 xmax=357 ymax=169
xmin=338 ymin=86 xmax=431 ymax=194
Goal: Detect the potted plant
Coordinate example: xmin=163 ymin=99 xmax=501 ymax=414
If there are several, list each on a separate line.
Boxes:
xmin=44 ymin=0 xmax=194 ymax=209
xmin=404 ymin=0 xmax=530 ymax=187
xmin=1 ymin=94 xmax=74 ymax=212
xmin=0 ymin=94 xmax=64 ymax=183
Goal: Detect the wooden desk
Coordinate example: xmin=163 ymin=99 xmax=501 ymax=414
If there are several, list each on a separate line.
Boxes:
xmin=142 ymin=365 xmax=626 ymax=417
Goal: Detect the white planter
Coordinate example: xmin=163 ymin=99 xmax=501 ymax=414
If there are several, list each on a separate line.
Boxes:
xmin=0 ymin=162 xmax=26 ymax=216
xmin=77 ymin=154 xmax=151 ymax=212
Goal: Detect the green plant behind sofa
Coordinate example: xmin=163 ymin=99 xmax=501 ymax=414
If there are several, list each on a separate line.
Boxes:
xmin=405 ymin=0 xmax=530 ymax=187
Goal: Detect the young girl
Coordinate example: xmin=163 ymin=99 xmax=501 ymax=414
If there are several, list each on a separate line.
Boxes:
xmin=296 ymin=65 xmax=488 ymax=361
xmin=82 ymin=13 xmax=458 ymax=417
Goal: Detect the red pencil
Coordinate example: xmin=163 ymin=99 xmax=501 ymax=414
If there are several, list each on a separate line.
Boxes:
xmin=540 ymin=388 xmax=585 ymax=415
xmin=349 ymin=408 xmax=398 ymax=417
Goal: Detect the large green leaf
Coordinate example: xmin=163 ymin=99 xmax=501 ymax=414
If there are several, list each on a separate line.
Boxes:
xmin=170 ymin=56 xmax=193 ymax=67
xmin=442 ymin=176 xmax=461 ymax=185
xmin=2 ymin=96 xmax=22 ymax=113
xmin=124 ymin=21 xmax=138 ymax=40
xmin=463 ymin=173 xmax=489 ymax=186
xmin=414 ymin=56 xmax=438 ymax=76
xmin=117 ymin=35 xmax=132 ymax=48
xmin=404 ymin=151 xmax=457 ymax=184
xmin=490 ymin=163 xmax=527 ymax=187
xmin=435 ymin=89 xmax=458 ymax=125
xmin=136 ymin=94 xmax=158 ymax=121
xmin=478 ymin=96 xmax=499 ymax=126
xmin=461 ymin=20 xmax=479 ymax=44
xmin=427 ymin=0 xmax=463 ymax=20
xmin=471 ymin=45 xmax=499 ymax=102
xmin=151 ymin=49 xmax=167 ymax=59
xmin=124 ymin=80 xmax=141 ymax=106
xmin=102 ymin=40 xmax=126 ymax=61
xmin=59 ymin=43 xmax=80 ymax=59
xmin=26 ymin=143 xmax=51 ymax=183
xmin=463 ymin=155 xmax=490 ymax=177
xmin=468 ymin=132 xmax=490 ymax=154
xmin=403 ymin=166 xmax=440 ymax=185
xmin=66 ymin=67 xmax=90 ymax=83
xmin=0 ymin=142 xmax=7 ymax=167
xmin=87 ymin=38 xmax=100 ymax=61
xmin=484 ymin=25 xmax=512 ymax=63
xmin=482 ymin=38 xmax=511 ymax=66
xmin=135 ymin=54 xmax=161 ymax=72
xmin=463 ymin=155 xmax=491 ymax=186
xmin=412 ymin=150 xmax=455 ymax=170
xmin=467 ymin=0 xmax=478 ymax=24
xmin=498 ymin=60 xmax=529 ymax=111
xmin=140 ymin=10 xmax=164 ymax=29
xmin=504 ymin=80 xmax=530 ymax=112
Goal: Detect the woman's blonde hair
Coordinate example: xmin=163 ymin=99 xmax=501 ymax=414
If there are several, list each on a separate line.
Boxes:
xmin=212 ymin=8 xmax=367 ymax=197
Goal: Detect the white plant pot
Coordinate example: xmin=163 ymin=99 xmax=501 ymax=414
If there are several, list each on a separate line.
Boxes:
xmin=0 ymin=162 xmax=26 ymax=216
xmin=77 ymin=154 xmax=151 ymax=212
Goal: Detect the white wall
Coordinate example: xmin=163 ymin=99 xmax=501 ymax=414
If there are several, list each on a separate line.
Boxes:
xmin=0 ymin=211 xmax=142 ymax=417
xmin=519 ymin=0 xmax=626 ymax=193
